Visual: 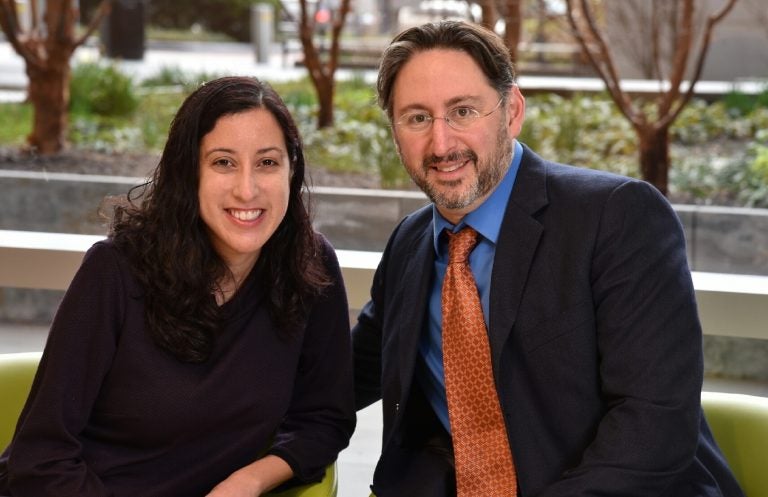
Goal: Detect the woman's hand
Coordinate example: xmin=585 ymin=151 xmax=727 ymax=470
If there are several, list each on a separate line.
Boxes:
xmin=206 ymin=455 xmax=293 ymax=497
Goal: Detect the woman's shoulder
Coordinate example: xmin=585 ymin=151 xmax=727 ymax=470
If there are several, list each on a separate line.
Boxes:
xmin=81 ymin=238 xmax=120 ymax=266
xmin=313 ymin=231 xmax=338 ymax=262
xmin=78 ymin=238 xmax=142 ymax=293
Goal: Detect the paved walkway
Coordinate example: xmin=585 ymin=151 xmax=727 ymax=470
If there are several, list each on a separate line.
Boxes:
xmin=3 ymin=38 xmax=763 ymax=104
xmin=0 ymin=39 xmax=377 ymax=103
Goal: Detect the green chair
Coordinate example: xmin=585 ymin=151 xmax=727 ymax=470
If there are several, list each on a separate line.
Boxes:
xmin=0 ymin=351 xmax=41 ymax=449
xmin=266 ymin=462 xmax=337 ymax=497
xmin=0 ymin=352 xmax=336 ymax=497
xmin=701 ymin=391 xmax=768 ymax=497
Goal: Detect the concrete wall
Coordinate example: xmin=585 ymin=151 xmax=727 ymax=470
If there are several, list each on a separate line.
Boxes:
xmin=2 ymin=170 xmax=767 ymax=381
xmin=2 ymin=170 xmax=767 ymax=275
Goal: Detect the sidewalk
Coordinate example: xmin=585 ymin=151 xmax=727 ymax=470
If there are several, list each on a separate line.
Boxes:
xmin=4 ymin=39 xmax=762 ymax=104
xmin=0 ymin=39 xmax=378 ymax=103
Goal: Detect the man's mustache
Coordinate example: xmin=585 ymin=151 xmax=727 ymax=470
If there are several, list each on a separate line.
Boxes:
xmin=423 ymin=150 xmax=478 ymax=168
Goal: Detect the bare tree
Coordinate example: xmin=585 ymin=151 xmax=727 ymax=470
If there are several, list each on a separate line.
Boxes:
xmin=742 ymin=0 xmax=768 ymax=38
xmin=501 ymin=0 xmax=522 ymax=61
xmin=564 ymin=0 xmax=738 ymax=195
xmin=476 ymin=0 xmax=521 ymax=61
xmin=294 ymin=0 xmax=352 ymax=129
xmin=0 ymin=0 xmax=110 ymax=154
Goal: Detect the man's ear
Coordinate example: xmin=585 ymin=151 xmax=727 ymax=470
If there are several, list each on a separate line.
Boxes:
xmin=505 ymin=85 xmax=526 ymax=138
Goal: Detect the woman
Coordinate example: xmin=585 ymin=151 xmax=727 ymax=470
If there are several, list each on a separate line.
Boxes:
xmin=0 ymin=76 xmax=355 ymax=496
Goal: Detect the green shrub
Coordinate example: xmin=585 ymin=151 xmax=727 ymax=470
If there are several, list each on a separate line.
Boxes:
xmin=141 ymin=67 xmax=225 ymax=94
xmin=147 ymin=0 xmax=253 ymax=42
xmin=0 ymin=102 xmax=32 ymax=145
xmin=70 ymin=63 xmax=139 ymax=117
xmin=722 ymin=87 xmax=768 ymax=116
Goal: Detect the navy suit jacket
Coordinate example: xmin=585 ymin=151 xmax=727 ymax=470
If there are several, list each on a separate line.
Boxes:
xmin=352 ymin=145 xmax=744 ymax=497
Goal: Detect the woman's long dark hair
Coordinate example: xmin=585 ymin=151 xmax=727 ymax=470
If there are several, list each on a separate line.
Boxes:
xmin=110 ymin=76 xmax=329 ymax=363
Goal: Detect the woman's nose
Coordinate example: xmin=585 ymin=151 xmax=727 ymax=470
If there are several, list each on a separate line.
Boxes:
xmin=233 ymin=166 xmax=257 ymax=200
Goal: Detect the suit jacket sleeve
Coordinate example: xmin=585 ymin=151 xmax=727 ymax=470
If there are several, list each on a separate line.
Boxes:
xmin=534 ymin=179 xmax=705 ymax=495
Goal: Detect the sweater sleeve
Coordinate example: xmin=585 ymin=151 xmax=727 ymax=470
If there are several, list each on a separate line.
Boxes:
xmin=268 ymin=235 xmax=356 ymax=483
xmin=2 ymin=241 xmax=126 ymax=497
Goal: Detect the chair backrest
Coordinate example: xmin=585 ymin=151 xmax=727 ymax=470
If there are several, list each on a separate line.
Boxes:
xmin=0 ymin=351 xmax=337 ymax=497
xmin=0 ymin=351 xmax=42 ymax=449
xmin=701 ymin=391 xmax=768 ymax=497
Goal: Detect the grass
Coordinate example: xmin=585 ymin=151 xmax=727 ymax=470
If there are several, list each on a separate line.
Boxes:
xmin=0 ymin=102 xmax=32 ymax=145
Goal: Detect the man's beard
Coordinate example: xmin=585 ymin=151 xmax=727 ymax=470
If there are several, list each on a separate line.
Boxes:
xmin=402 ymin=123 xmax=513 ymax=211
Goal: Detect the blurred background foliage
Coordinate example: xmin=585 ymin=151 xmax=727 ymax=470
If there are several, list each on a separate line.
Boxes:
xmin=0 ymin=62 xmax=766 ymax=204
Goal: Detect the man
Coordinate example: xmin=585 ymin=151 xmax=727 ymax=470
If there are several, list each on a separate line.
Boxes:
xmin=352 ymin=20 xmax=744 ymax=497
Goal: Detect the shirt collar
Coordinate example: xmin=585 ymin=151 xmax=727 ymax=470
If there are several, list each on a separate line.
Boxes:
xmin=433 ymin=139 xmax=523 ymax=253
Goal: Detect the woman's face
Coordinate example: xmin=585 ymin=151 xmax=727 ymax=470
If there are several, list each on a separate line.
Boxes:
xmin=198 ymin=108 xmax=291 ymax=274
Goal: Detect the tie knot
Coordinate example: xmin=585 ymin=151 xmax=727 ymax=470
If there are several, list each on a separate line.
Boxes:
xmin=447 ymin=227 xmax=479 ymax=263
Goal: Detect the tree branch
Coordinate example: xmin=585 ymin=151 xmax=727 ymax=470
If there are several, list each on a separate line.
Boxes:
xmin=565 ymin=0 xmax=643 ymax=127
xmin=74 ymin=0 xmax=111 ymax=47
xmin=659 ymin=0 xmax=738 ymax=129
xmin=0 ymin=0 xmax=44 ymax=67
xmin=326 ymin=0 xmax=351 ymax=77
xmin=657 ymin=0 xmax=693 ymax=117
xmin=29 ymin=0 xmax=39 ymax=36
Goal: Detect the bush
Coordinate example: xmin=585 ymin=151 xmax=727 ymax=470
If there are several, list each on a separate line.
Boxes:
xmin=0 ymin=102 xmax=31 ymax=145
xmin=70 ymin=63 xmax=139 ymax=117
xmin=722 ymin=87 xmax=768 ymax=117
xmin=141 ymin=66 xmax=225 ymax=93
xmin=280 ymin=76 xmax=410 ymax=188
xmin=147 ymin=0 xmax=254 ymax=42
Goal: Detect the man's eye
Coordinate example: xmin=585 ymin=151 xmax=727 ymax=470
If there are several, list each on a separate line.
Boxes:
xmin=451 ymin=107 xmax=475 ymax=119
xmin=408 ymin=113 xmax=430 ymax=124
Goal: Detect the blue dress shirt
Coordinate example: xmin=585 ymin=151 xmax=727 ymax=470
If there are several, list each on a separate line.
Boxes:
xmin=418 ymin=140 xmax=523 ymax=432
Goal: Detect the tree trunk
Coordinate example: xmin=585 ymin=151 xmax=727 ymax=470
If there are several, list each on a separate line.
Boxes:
xmin=502 ymin=0 xmax=521 ymax=61
xmin=637 ymin=124 xmax=671 ymax=195
xmin=26 ymin=55 xmax=71 ymax=154
xmin=316 ymin=77 xmax=335 ymax=129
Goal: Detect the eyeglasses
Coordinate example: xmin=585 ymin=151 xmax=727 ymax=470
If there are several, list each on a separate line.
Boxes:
xmin=395 ymin=97 xmax=504 ymax=133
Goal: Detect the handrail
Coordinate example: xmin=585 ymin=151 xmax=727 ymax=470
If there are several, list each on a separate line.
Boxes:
xmin=2 ymin=229 xmax=767 ymax=340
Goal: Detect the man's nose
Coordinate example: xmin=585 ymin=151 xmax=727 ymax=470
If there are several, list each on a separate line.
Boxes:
xmin=429 ymin=117 xmax=456 ymax=156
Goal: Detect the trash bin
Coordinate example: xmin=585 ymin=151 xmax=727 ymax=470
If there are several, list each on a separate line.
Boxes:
xmin=251 ymin=3 xmax=274 ymax=64
xmin=101 ymin=0 xmax=146 ymax=60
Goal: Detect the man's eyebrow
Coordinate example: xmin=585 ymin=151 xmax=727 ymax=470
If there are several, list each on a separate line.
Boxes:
xmin=397 ymin=95 xmax=481 ymax=114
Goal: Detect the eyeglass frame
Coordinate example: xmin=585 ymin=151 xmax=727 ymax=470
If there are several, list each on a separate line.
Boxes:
xmin=393 ymin=96 xmax=505 ymax=133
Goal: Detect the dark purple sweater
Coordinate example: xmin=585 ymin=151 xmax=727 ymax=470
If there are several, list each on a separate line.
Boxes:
xmin=0 ymin=237 xmax=355 ymax=496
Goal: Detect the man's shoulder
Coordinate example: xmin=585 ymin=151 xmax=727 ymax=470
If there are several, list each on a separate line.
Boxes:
xmin=521 ymin=145 xmax=652 ymax=198
xmin=382 ymin=204 xmax=433 ymax=259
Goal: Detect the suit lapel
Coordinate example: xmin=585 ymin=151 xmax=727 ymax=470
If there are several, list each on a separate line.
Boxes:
xmin=396 ymin=224 xmax=435 ymax=401
xmin=489 ymin=146 xmax=549 ymax=374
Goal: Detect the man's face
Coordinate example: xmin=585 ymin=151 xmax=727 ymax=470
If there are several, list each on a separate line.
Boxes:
xmin=391 ymin=48 xmax=525 ymax=224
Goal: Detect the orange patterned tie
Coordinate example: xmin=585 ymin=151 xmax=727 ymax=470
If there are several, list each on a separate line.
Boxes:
xmin=442 ymin=227 xmax=517 ymax=497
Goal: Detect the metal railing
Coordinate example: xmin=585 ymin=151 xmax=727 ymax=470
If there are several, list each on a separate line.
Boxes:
xmin=2 ymin=229 xmax=767 ymax=340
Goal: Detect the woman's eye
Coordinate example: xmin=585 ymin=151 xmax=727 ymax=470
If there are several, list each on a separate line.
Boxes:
xmin=213 ymin=158 xmax=234 ymax=168
xmin=260 ymin=158 xmax=279 ymax=167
